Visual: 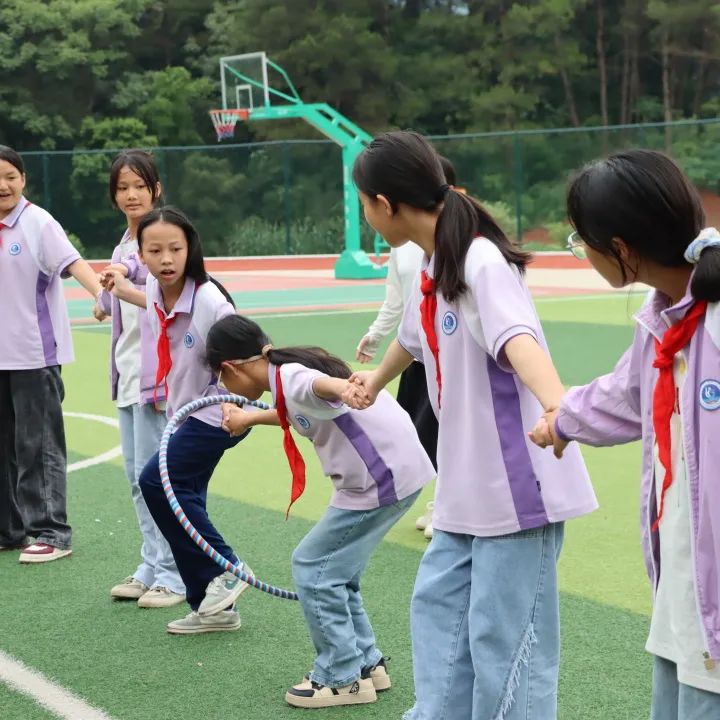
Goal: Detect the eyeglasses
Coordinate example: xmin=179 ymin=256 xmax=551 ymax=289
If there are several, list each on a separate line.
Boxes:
xmin=566 ymin=231 xmax=587 ymax=260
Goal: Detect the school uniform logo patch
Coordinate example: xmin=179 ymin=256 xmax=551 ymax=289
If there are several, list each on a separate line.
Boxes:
xmin=184 ymin=332 xmax=195 ymax=348
xmin=699 ymin=379 xmax=720 ymax=411
xmin=442 ymin=311 xmax=458 ymax=335
xmin=8 ymin=243 xmax=21 ymax=256
xmin=294 ymin=414 xmax=311 ymax=430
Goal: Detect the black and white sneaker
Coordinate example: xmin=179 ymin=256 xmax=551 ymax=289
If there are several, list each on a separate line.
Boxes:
xmin=362 ymin=657 xmax=391 ymax=692
xmin=285 ymin=677 xmax=377 ymax=708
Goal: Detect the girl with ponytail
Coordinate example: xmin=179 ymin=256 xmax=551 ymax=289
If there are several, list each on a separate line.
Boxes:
xmin=348 ymin=130 xmax=596 ymax=720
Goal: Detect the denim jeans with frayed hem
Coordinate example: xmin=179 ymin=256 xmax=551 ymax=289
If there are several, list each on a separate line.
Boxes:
xmin=650 ymin=655 xmax=720 ymax=720
xmin=118 ymin=403 xmax=184 ymax=594
xmin=403 ymin=523 xmax=564 ymax=720
xmin=292 ymin=490 xmax=421 ymax=689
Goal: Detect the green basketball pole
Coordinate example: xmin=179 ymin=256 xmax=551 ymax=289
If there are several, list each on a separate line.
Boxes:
xmin=212 ymin=55 xmax=388 ymax=280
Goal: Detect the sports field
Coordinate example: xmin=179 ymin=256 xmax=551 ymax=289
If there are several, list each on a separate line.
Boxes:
xmin=1 ymin=259 xmax=654 ymax=720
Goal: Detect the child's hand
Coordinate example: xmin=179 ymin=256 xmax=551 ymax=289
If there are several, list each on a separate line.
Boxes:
xmin=104 ymin=269 xmax=132 ymax=300
xmin=92 ymin=304 xmax=107 ymax=322
xmin=528 ymin=409 xmax=569 ymax=459
xmin=355 ymin=335 xmax=375 ymax=364
xmin=221 ymin=402 xmax=252 ymax=437
xmin=99 ymin=263 xmax=129 ymax=290
xmin=343 ymin=371 xmax=380 ymax=409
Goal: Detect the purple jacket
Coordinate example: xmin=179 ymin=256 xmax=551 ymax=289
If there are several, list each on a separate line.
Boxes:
xmin=556 ymin=287 xmax=720 ymax=658
xmin=98 ymin=240 xmax=164 ymax=405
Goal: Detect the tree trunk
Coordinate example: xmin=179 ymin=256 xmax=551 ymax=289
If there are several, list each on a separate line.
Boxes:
xmin=661 ymin=30 xmax=673 ymax=150
xmin=555 ymin=37 xmax=580 ymax=127
xmin=596 ymin=0 xmax=609 ymax=126
xmin=693 ymin=57 xmax=707 ymax=116
xmin=620 ymin=30 xmax=630 ymax=124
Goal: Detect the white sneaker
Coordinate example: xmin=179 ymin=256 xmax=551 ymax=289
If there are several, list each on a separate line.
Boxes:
xmin=198 ymin=566 xmax=253 ymax=616
xmin=110 ymin=576 xmax=149 ymax=600
xmin=137 ymin=586 xmax=185 ymax=608
xmin=166 ymin=609 xmax=241 ymax=635
xmin=415 ymin=501 xmax=434 ymax=531
xmin=423 ymin=523 xmax=433 ymax=540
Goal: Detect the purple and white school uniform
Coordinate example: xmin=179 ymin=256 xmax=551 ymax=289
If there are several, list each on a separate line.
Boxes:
xmin=269 ymin=362 xmax=435 ymax=510
xmin=398 ymin=237 xmax=597 ymax=536
xmin=0 ymin=197 xmax=80 ymax=370
xmin=143 ymin=273 xmax=234 ymax=426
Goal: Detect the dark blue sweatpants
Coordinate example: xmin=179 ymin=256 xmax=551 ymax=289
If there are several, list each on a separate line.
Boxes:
xmin=139 ymin=417 xmax=248 ymax=611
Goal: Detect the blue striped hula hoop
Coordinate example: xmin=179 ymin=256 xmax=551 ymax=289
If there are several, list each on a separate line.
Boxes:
xmin=159 ymin=393 xmax=299 ymax=601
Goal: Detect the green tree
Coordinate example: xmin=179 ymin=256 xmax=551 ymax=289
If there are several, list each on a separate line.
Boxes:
xmin=0 ymin=0 xmax=153 ymax=149
xmin=113 ymin=67 xmax=215 ymax=145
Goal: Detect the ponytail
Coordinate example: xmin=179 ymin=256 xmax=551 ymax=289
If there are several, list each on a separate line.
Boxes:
xmin=434 ymin=190 xmax=530 ymax=302
xmin=690 ymin=246 xmax=720 ymax=303
xmin=206 ymin=314 xmax=351 ymax=378
xmin=265 ymin=347 xmax=351 ymax=379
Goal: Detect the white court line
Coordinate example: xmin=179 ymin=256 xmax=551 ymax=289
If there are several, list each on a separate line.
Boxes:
xmin=63 ymin=412 xmax=122 ymax=473
xmin=0 ymin=413 xmax=121 ymax=718
xmin=0 ymin=651 xmax=117 ymax=720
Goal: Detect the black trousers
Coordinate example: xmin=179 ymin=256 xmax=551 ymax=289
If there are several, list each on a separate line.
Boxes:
xmin=0 ymin=366 xmax=71 ymax=549
xmin=396 ymin=361 xmax=438 ymax=471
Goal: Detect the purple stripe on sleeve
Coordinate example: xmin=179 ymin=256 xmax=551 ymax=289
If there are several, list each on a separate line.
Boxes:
xmin=333 ymin=412 xmax=398 ymax=505
xmin=486 ymin=356 xmax=548 ymax=529
xmin=36 ymin=272 xmax=57 ymax=367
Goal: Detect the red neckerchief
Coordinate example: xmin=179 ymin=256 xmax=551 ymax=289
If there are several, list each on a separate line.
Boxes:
xmin=420 ymin=270 xmax=441 ymax=408
xmin=652 ymin=299 xmax=707 ymax=530
xmin=274 ymin=365 xmax=307 ymax=519
xmin=153 ymin=303 xmax=178 ymax=404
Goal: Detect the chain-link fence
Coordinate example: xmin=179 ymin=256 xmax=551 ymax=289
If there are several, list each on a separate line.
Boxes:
xmin=20 ymin=118 xmax=720 ymax=258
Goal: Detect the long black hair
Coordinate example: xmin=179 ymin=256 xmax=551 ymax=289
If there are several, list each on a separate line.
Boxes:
xmin=109 ymin=149 xmax=162 ymax=207
xmin=137 ymin=206 xmax=235 ymax=306
xmin=567 ymin=149 xmax=720 ymax=302
xmin=0 ymin=146 xmax=24 ymax=175
xmin=353 ymin=131 xmax=529 ymax=302
xmin=206 ymin=315 xmax=352 ymax=379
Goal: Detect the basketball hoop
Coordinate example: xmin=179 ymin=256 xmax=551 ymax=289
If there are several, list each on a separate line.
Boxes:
xmin=209 ymin=108 xmax=250 ymax=141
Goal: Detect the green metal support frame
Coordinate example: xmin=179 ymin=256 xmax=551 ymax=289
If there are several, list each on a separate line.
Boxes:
xmin=221 ymin=61 xmax=388 ymax=279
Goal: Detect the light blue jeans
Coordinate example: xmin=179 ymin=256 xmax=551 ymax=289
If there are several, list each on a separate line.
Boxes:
xmin=651 ymin=655 xmax=720 ymax=720
xmin=404 ymin=523 xmax=564 ymax=720
xmin=118 ymin=403 xmax=184 ymax=595
xmin=291 ymin=490 xmax=421 ymax=688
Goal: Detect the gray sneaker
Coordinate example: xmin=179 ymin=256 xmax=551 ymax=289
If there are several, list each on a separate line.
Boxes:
xmin=198 ymin=566 xmax=253 ymax=616
xmin=166 ymin=609 xmax=241 ymax=635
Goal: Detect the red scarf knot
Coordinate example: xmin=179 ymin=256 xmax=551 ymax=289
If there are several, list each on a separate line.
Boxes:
xmin=274 ymin=365 xmax=307 ymax=519
xmin=651 ymin=299 xmax=707 ymax=531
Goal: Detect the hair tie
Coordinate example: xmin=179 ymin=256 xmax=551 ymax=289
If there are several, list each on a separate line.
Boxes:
xmin=261 ymin=344 xmax=273 ymax=358
xmin=435 ymin=184 xmax=450 ymax=202
xmin=684 ymin=227 xmax=720 ymax=264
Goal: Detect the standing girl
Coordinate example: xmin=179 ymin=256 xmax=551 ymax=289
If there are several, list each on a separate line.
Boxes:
xmin=355 ymin=155 xmax=459 ymax=539
xmin=530 ymin=149 xmax=720 ymax=719
xmin=206 ymin=313 xmax=435 ymax=709
xmin=0 ymin=145 xmax=103 ymax=563
xmin=96 ymin=150 xmax=185 ymax=607
xmin=105 ymin=206 xmax=252 ymax=634
xmin=346 ymin=131 xmax=597 ymax=720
